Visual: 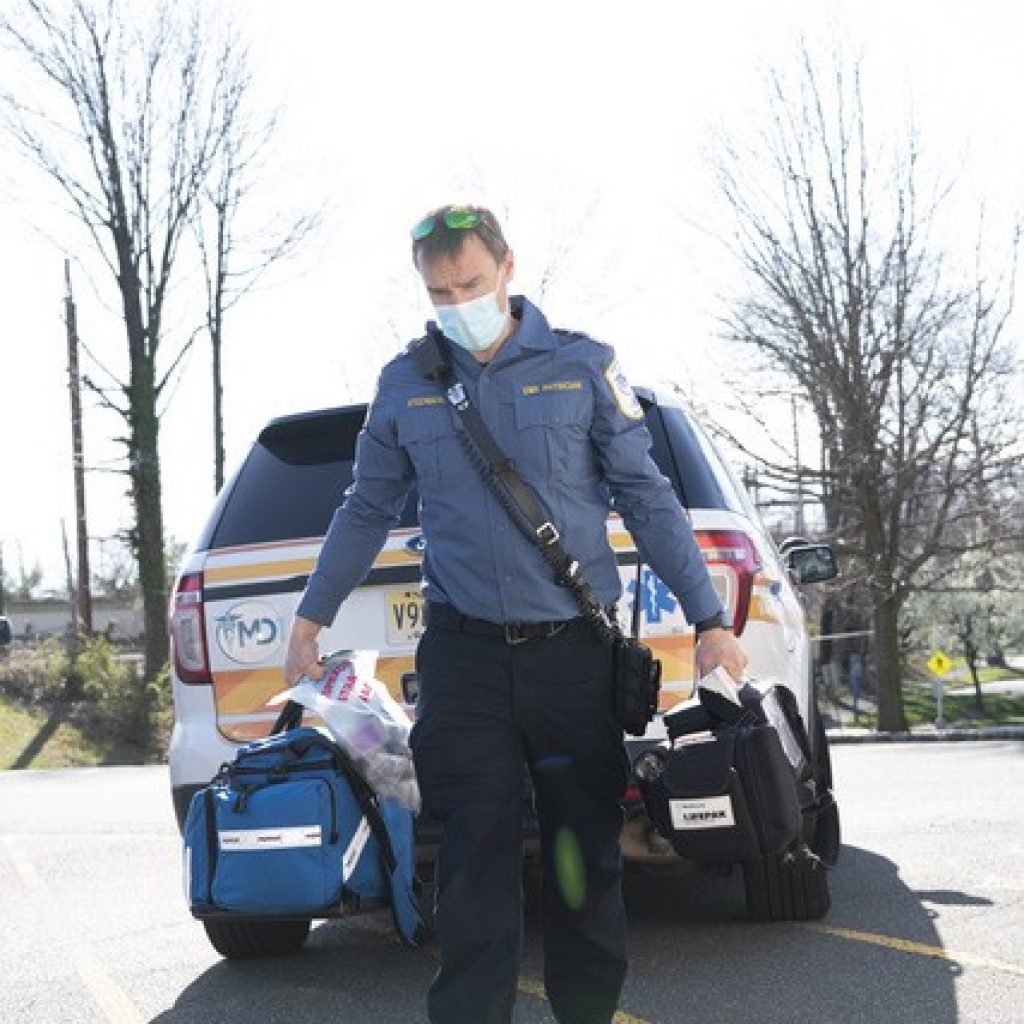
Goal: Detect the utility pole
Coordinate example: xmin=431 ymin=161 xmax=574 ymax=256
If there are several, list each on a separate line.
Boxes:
xmin=60 ymin=518 xmax=76 ymax=650
xmin=792 ymin=394 xmax=806 ymax=536
xmin=65 ymin=260 xmax=92 ymax=636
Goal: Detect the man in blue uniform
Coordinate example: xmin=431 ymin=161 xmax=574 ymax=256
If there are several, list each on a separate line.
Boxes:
xmin=286 ymin=205 xmax=747 ymax=1024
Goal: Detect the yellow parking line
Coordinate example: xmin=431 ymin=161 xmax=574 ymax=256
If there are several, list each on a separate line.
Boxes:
xmin=804 ymin=923 xmax=1024 ymax=978
xmin=517 ymin=976 xmax=655 ymax=1023
xmin=2 ymin=837 xmax=145 ymax=1024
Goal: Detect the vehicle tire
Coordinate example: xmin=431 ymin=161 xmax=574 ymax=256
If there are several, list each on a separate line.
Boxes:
xmin=811 ymin=703 xmax=834 ymax=791
xmin=742 ymin=842 xmax=830 ymax=921
xmin=202 ymin=918 xmax=311 ymax=959
xmin=807 ymin=707 xmax=842 ymax=867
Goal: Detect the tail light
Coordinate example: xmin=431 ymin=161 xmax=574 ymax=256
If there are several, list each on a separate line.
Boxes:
xmin=170 ymin=572 xmax=211 ymax=684
xmin=695 ymin=529 xmax=761 ymax=636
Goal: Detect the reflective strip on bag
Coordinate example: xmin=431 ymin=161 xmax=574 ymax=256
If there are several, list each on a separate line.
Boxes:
xmin=342 ymin=817 xmax=372 ymax=881
xmin=218 ymin=825 xmax=322 ymax=851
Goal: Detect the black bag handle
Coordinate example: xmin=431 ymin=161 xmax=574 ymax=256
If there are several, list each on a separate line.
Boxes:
xmin=697 ymin=682 xmax=766 ymax=729
xmin=271 ymin=699 xmax=304 ymax=736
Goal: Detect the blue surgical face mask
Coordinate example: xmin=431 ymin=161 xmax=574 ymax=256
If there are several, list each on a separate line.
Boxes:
xmin=435 ymin=273 xmax=508 ymax=352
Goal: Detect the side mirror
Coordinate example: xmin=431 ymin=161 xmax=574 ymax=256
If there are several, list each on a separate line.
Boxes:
xmin=784 ymin=543 xmax=838 ymax=585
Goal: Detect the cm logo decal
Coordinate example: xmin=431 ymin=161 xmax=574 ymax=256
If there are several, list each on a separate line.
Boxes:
xmin=213 ymin=601 xmax=284 ymax=665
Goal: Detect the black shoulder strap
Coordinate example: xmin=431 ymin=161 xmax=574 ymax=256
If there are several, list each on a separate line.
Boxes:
xmin=414 ymin=327 xmax=619 ymax=644
xmin=270 ymin=699 xmax=304 ymax=736
xmin=266 ymin=703 xmax=427 ymax=945
xmin=410 ymin=331 xmax=450 ymax=380
xmin=325 ymin=737 xmax=428 ymax=946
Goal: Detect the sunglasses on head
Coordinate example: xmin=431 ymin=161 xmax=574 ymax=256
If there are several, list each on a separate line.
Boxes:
xmin=411 ymin=207 xmax=486 ymax=241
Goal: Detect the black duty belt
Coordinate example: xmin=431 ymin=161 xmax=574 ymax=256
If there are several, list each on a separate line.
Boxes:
xmin=425 ymin=601 xmax=587 ymax=646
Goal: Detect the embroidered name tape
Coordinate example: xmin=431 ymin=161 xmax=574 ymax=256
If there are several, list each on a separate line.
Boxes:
xmin=522 ymin=380 xmax=584 ymax=395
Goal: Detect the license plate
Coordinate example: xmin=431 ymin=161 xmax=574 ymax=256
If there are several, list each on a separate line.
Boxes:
xmin=386 ymin=588 xmax=425 ymax=645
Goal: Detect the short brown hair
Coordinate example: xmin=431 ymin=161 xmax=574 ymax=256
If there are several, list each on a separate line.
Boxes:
xmin=411 ymin=204 xmax=509 ymax=268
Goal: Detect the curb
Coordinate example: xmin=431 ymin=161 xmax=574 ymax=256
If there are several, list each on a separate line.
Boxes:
xmin=826 ymin=725 xmax=1024 ymax=744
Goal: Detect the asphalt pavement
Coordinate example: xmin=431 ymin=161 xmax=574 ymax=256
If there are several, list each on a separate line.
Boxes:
xmin=1 ymin=741 xmax=1022 ymax=1023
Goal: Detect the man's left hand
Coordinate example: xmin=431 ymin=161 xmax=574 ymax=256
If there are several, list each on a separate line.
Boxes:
xmin=695 ymin=627 xmax=748 ymax=682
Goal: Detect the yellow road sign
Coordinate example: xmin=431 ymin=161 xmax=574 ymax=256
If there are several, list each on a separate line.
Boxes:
xmin=927 ymin=651 xmax=954 ymax=677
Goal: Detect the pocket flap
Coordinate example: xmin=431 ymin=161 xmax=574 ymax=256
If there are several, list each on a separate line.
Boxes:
xmin=396 ymin=405 xmax=457 ymax=444
xmin=514 ymin=388 xmax=591 ymax=428
xmin=662 ymin=731 xmax=737 ymax=797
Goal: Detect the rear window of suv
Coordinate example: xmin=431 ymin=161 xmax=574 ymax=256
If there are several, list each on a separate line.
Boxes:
xmin=646 ymin=403 xmax=751 ymax=516
xmin=197 ymin=396 xmax=742 ymax=552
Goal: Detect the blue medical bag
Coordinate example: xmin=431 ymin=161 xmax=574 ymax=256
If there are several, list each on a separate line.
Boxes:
xmin=183 ymin=725 xmax=426 ymax=947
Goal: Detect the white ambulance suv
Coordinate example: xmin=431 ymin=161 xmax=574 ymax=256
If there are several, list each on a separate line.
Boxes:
xmin=169 ymin=387 xmax=839 ymax=955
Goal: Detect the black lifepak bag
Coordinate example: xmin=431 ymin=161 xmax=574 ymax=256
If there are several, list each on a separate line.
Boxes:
xmin=641 ymin=683 xmax=813 ymax=862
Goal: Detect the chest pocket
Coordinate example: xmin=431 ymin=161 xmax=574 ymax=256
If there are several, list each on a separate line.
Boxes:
xmin=513 ymin=388 xmax=596 ymax=482
xmin=396 ymin=405 xmax=460 ymax=485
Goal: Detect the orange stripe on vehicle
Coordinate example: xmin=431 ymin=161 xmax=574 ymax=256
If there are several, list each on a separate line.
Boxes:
xmin=220 ymin=720 xmax=277 ymax=742
xmin=213 ymin=669 xmax=287 ymax=713
xmin=644 ymin=635 xmax=695 ymax=709
xmin=212 ymin=658 xmax=417 ymax=720
xmin=205 ymin=558 xmax=316 ymax=585
xmin=373 ymin=656 xmax=415 ymax=701
xmin=374 ymin=549 xmax=423 ymax=566
xmin=212 ymin=667 xmax=282 ymax=685
xmin=206 ymin=536 xmax=323 ymax=556
xmin=204 ymin=548 xmax=423 ymax=586
xmin=747 ymin=594 xmax=783 ymax=625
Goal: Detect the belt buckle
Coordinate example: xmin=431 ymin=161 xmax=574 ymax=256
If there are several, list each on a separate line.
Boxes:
xmin=503 ymin=621 xmax=567 ymax=644
xmin=503 ymin=622 xmax=531 ymax=646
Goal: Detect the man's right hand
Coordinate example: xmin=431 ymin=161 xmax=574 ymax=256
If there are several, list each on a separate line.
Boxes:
xmin=285 ymin=615 xmax=327 ymax=685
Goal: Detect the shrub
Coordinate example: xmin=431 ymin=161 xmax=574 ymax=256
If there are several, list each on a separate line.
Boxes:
xmin=74 ymin=635 xmax=139 ymax=735
xmin=0 ymin=635 xmax=164 ymax=748
xmin=0 ymin=636 xmax=71 ymax=703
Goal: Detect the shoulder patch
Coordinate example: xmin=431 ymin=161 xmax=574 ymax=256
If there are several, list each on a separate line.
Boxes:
xmin=604 ymin=359 xmax=644 ymax=419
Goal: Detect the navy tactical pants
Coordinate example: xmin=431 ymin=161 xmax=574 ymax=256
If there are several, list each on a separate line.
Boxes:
xmin=411 ymin=617 xmax=629 ymax=1024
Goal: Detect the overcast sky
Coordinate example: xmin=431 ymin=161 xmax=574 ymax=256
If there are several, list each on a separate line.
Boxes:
xmin=1 ymin=0 xmax=1021 ymax=592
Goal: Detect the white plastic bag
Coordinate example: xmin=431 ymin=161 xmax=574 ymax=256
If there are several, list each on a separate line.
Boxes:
xmin=270 ymin=650 xmax=420 ymax=813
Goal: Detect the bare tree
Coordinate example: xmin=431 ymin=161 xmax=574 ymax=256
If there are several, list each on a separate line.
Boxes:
xmin=5 ymin=545 xmax=44 ymax=601
xmin=0 ymin=0 xmax=255 ymax=693
xmin=711 ymin=45 xmax=1023 ymax=730
xmin=192 ymin=71 xmax=321 ymax=493
xmin=91 ymin=534 xmax=138 ymax=600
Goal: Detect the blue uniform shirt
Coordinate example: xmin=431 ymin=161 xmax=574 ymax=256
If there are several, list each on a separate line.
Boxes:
xmin=298 ymin=297 xmax=724 ymax=627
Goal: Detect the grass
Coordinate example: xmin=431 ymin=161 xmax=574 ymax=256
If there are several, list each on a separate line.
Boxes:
xmin=0 ymin=692 xmax=168 ymax=769
xmin=0 ymin=694 xmax=120 ymax=769
xmin=0 ymin=639 xmax=171 ymax=770
xmin=830 ymin=668 xmax=1024 ymax=731
xmin=901 ymin=688 xmax=1024 ymax=729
